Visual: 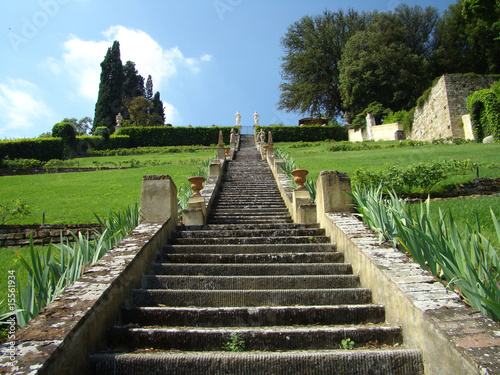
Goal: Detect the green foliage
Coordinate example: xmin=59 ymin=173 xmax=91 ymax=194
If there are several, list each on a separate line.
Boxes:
xmin=43 ymin=159 xmax=77 ymax=169
xmin=350 ymin=185 xmax=500 ymax=321
xmin=0 ymin=157 xmax=44 ymax=169
xmin=467 ymin=81 xmax=500 ymax=142
xmin=13 ymin=204 xmax=139 ymax=328
xmin=351 ymin=102 xmax=390 ymax=130
xmin=94 ymin=127 xmax=110 ymax=141
xmin=118 ymin=126 xmax=233 ymax=147
xmin=52 ymin=122 xmax=77 ymax=144
xmin=222 ymin=332 xmax=245 ymax=352
xmin=278 ymin=9 xmax=371 ymax=118
xmin=94 ymin=41 xmax=124 ymax=133
xmin=341 ymin=338 xmax=355 ymax=350
xmin=0 ymin=138 xmax=64 ymax=162
xmin=382 ymin=110 xmax=409 ymax=125
xmin=255 ymin=125 xmax=347 ymax=143
xmin=352 ymin=159 xmax=475 ymax=194
xmin=0 ymin=199 xmax=31 ymax=224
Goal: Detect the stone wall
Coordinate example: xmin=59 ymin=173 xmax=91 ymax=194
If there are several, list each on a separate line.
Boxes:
xmin=349 ymin=122 xmax=404 ymax=142
xmin=0 ymin=224 xmax=101 ymax=247
xmin=411 ymin=74 xmax=498 ymax=141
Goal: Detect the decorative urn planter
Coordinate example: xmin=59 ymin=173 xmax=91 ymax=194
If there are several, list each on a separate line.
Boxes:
xmin=188 ymin=176 xmax=206 ymax=197
xmin=291 ymin=169 xmax=309 ymax=190
xmin=225 ymin=147 xmax=230 ymax=156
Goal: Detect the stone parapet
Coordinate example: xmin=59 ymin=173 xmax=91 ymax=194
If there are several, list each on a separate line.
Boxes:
xmin=322 ymin=213 xmax=500 ymax=375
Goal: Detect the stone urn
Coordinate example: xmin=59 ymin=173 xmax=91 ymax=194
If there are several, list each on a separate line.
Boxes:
xmin=188 ymin=176 xmax=206 ymax=197
xmin=225 ymin=147 xmax=230 ymax=156
xmin=291 ymin=169 xmax=309 ymax=190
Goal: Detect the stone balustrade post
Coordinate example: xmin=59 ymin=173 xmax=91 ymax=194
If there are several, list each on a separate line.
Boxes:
xmin=209 ymin=160 xmax=222 ymax=177
xmin=292 ymin=189 xmax=313 ymax=223
xmin=217 ymin=130 xmax=225 ymax=160
xmin=140 ymin=175 xmax=178 ymax=225
xmin=316 ymin=171 xmax=354 ymax=221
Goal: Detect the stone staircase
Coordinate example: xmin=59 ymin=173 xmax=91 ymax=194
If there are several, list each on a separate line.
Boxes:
xmin=88 ymin=135 xmax=424 ymax=374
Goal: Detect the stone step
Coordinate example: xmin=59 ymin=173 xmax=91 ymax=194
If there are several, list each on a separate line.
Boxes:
xmin=209 ymin=218 xmax=294 ymax=224
xmin=175 ymin=228 xmax=325 ymax=239
xmin=131 ymin=288 xmax=372 ymax=307
xmin=156 ymin=252 xmax=343 ymax=264
xmin=89 ymin=349 xmax=424 ymax=375
xmin=161 ymin=243 xmax=337 ymax=255
xmin=192 ymin=223 xmax=321 ymax=231
xmin=120 ymin=304 xmax=387 ymax=327
xmin=104 ymin=325 xmax=403 ymax=352
xmin=142 ymin=275 xmax=360 ymax=290
xmin=171 ymin=235 xmax=329 ymax=245
xmin=209 ymin=208 xmax=291 ymax=216
xmin=150 ymin=263 xmax=352 ymax=276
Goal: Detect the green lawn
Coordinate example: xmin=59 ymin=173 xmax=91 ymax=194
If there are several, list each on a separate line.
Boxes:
xmin=0 ymin=149 xmax=216 ymax=225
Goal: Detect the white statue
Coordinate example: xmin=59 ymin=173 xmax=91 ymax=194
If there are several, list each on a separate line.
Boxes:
xmin=235 ymin=111 xmax=241 ymax=126
xmin=253 ymin=111 xmax=260 ymax=125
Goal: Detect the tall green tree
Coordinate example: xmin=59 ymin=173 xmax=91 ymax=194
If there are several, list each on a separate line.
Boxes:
xmin=145 ymin=75 xmax=154 ymax=101
xmin=122 ymin=61 xmax=145 ymax=101
xmin=339 ymin=7 xmax=436 ymax=119
xmin=152 ymin=91 xmax=165 ymax=124
xmin=278 ymin=9 xmax=371 ymax=119
xmin=93 ymin=41 xmax=123 ymax=133
xmin=62 ymin=117 xmax=93 ymax=135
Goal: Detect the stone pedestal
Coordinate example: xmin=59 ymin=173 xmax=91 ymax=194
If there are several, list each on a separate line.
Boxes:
xmin=183 ymin=196 xmax=206 ymax=226
xmin=297 ymin=203 xmax=317 ymax=224
xmin=140 ymin=175 xmax=178 ymax=224
xmin=316 ymin=171 xmax=354 ymax=219
xmin=292 ymin=190 xmax=312 ymax=223
xmin=209 ymin=160 xmax=222 ymax=177
xmin=217 ymin=146 xmax=225 ymax=160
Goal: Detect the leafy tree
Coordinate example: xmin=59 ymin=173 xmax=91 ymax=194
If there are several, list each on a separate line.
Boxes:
xmin=432 ymin=0 xmax=500 ymax=76
xmin=278 ymin=9 xmax=371 ymax=119
xmin=152 ymin=91 xmax=165 ymax=124
xmin=339 ymin=8 xmax=432 ymax=119
xmin=61 ymin=117 xmax=93 ymax=135
xmin=124 ymin=97 xmax=162 ymax=127
xmin=145 ymin=75 xmax=154 ymax=101
xmin=93 ymin=41 xmax=123 ymax=134
xmin=122 ymin=61 xmax=145 ymax=100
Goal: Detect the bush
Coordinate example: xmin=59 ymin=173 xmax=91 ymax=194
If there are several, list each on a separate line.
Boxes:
xmin=94 ymin=126 xmax=110 ymax=141
xmin=52 ymin=122 xmax=76 ymax=144
xmin=0 ymin=157 xmax=44 ymax=169
xmin=467 ymin=81 xmax=500 ymax=142
xmin=118 ymin=126 xmax=233 ymax=147
xmin=0 ymin=138 xmax=64 ymax=161
xmin=255 ymin=125 xmax=347 ymax=143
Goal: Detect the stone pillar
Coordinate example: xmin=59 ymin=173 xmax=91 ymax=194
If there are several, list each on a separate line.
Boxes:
xmin=230 ymin=129 xmax=235 ymax=145
xmin=140 ymin=175 xmax=178 ymax=224
xmin=366 ymin=112 xmax=375 ymax=141
xmin=217 ymin=130 xmax=225 ymax=159
xmin=316 ymin=171 xmax=354 ymax=219
xmin=292 ymin=190 xmax=312 ymax=223
xmin=209 ymin=160 xmax=222 ymax=177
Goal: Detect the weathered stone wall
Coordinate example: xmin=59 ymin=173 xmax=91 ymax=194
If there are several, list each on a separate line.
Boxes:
xmin=0 ymin=224 xmax=101 ymax=247
xmin=411 ymin=74 xmax=498 ymax=141
xmin=349 ymin=122 xmax=404 ymax=142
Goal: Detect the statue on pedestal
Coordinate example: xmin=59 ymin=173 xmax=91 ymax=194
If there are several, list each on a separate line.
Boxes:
xmin=253 ymin=111 xmax=260 ymax=126
xmin=235 ymin=111 xmax=241 ymax=126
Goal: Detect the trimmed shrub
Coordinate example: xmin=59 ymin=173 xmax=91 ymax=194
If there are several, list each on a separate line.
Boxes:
xmin=52 ymin=122 xmax=76 ymax=144
xmin=255 ymin=125 xmax=347 ymax=143
xmin=0 ymin=138 xmax=64 ymax=161
xmin=94 ymin=126 xmax=110 ymax=141
xmin=118 ymin=126 xmax=232 ymax=147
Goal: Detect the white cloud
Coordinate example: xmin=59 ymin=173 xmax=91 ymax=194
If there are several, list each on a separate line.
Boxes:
xmin=0 ymin=78 xmax=53 ymax=138
xmin=163 ymin=101 xmax=182 ymax=125
xmin=46 ymin=25 xmax=212 ymax=123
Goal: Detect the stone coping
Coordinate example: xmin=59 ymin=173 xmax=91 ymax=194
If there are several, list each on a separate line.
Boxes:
xmin=0 ymin=218 xmax=177 ymax=374
xmin=324 ymin=213 xmax=500 ymax=375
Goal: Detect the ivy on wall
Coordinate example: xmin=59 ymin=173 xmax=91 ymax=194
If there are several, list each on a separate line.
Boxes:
xmin=466 ymin=81 xmax=500 ymax=142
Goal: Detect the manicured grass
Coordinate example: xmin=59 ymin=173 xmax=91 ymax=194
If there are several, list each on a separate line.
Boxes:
xmin=277 ymin=141 xmax=500 ymax=190
xmin=0 ymin=150 xmax=216 ymax=225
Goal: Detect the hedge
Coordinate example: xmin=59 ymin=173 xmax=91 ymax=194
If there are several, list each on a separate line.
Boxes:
xmin=255 ymin=125 xmax=348 ymax=142
xmin=0 ymin=138 xmax=64 ymax=161
xmin=117 ymin=126 xmax=233 ymax=147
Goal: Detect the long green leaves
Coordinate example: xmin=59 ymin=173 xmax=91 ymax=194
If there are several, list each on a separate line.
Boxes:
xmin=12 ymin=204 xmax=140 ymax=328
xmin=351 ymin=185 xmax=500 ymax=321
xmin=274 ymin=148 xmax=316 ymax=202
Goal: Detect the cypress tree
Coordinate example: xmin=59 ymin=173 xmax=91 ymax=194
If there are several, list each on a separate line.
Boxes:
xmin=93 ymin=41 xmax=123 ymax=133
xmin=152 ymin=91 xmax=166 ymax=124
xmin=145 ymin=75 xmax=154 ymax=101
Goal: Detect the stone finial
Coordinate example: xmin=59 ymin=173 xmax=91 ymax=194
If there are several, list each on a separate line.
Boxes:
xmin=268 ymin=131 xmax=273 ymax=147
xmin=218 ymin=130 xmax=224 ymax=148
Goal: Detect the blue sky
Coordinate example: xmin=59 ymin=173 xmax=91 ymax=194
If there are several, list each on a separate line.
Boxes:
xmin=1 ymin=0 xmax=457 ymax=138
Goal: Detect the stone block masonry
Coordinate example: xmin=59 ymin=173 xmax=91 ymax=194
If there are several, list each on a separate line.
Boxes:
xmin=412 ymin=74 xmax=498 ymax=141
